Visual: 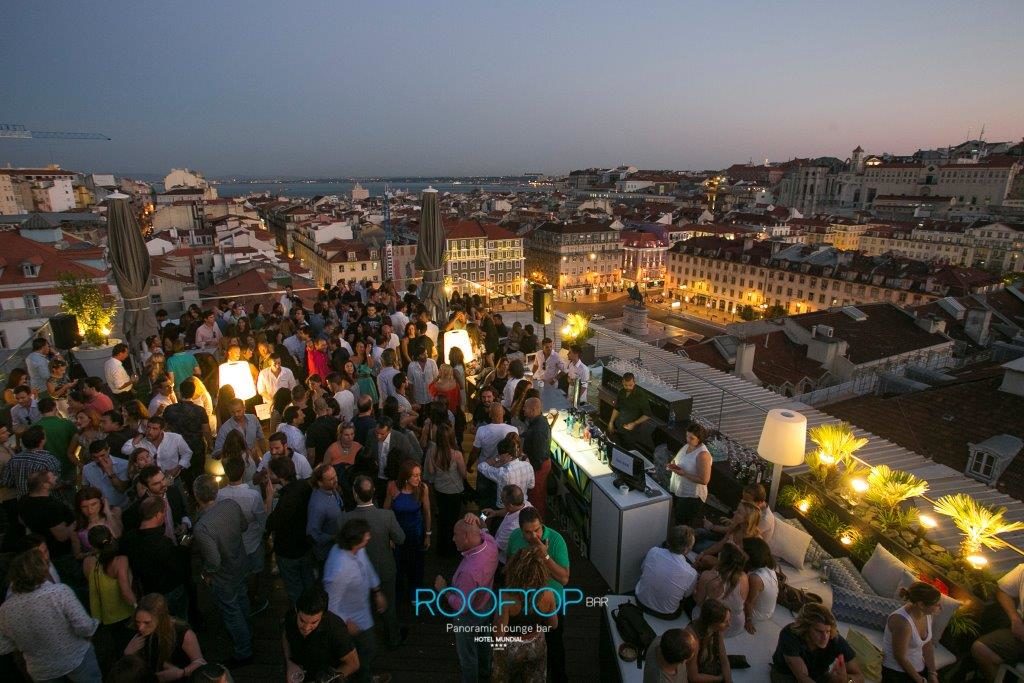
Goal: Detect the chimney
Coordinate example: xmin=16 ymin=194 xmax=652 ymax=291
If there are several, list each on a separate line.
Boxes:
xmin=733 ymin=342 xmax=757 ymax=382
xmin=965 ymin=308 xmax=992 ymax=346
xmin=999 ymin=357 xmax=1024 ymax=397
xmin=915 ymin=315 xmax=946 ymax=334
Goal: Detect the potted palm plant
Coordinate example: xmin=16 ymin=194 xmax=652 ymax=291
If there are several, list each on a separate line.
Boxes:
xmin=56 ymin=273 xmax=118 ymax=378
xmin=560 ymin=311 xmax=596 ymax=364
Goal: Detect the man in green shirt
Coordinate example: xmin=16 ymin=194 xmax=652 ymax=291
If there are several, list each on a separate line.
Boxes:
xmin=36 ymin=397 xmax=78 ymax=484
xmin=506 ymin=507 xmax=570 ymax=682
xmin=608 ymin=372 xmax=651 ymax=451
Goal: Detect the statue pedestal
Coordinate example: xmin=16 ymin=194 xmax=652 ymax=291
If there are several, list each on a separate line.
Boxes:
xmin=623 ymin=304 xmax=649 ymax=336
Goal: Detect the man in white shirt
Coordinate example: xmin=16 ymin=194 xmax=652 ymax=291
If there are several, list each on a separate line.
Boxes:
xmin=280 ymin=285 xmax=294 ymax=317
xmin=417 ymin=309 xmax=439 ymax=346
xmin=501 ymin=360 xmax=527 ymax=410
xmin=476 ymin=435 xmax=534 ymax=508
xmin=565 ymin=345 xmax=589 ymax=404
xmin=634 ymin=525 xmax=698 ymax=619
xmin=278 ymin=406 xmax=307 ymax=456
xmin=483 ymin=484 xmax=532 ymax=564
xmin=976 ymin=560 xmax=1024 ymax=680
xmin=470 ymin=403 xmax=518 ymax=469
xmin=121 ymin=415 xmax=192 ymax=478
xmin=258 ymin=432 xmax=313 ymax=480
xmin=257 ymin=353 xmax=297 ymax=405
xmin=147 ymin=377 xmax=176 ymax=417
xmin=532 ymin=337 xmax=564 ymax=387
xmin=328 ymin=374 xmax=356 ymax=424
xmin=390 ymin=303 xmax=409 ymax=338
xmin=379 ymin=321 xmax=400 ymax=350
xmin=104 ymin=343 xmax=136 ymax=403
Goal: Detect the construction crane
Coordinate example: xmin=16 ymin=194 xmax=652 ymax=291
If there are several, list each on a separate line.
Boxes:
xmin=0 ymin=123 xmax=111 ymax=140
xmin=382 ymin=184 xmax=395 ymax=281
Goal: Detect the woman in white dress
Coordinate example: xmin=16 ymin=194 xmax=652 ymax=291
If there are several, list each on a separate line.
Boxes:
xmin=666 ymin=422 xmax=712 ymax=527
xmin=694 ymin=541 xmax=748 ymax=639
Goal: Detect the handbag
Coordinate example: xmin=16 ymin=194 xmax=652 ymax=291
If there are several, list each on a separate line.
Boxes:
xmin=776 ymin=569 xmax=823 ymax=613
xmin=612 ymin=599 xmax=656 ymax=670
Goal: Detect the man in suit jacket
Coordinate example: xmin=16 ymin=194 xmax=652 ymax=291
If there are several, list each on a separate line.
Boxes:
xmin=355 ymin=416 xmax=423 ymax=504
xmin=121 ymin=464 xmax=189 ymax=539
xmin=348 ymin=474 xmax=406 ymax=649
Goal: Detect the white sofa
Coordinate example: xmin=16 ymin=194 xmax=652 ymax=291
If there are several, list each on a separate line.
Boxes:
xmin=604 ymin=592 xmax=956 ymax=683
xmin=605 ymin=518 xmax=963 ymax=683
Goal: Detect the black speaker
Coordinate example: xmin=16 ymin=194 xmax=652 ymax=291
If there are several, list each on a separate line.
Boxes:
xmin=533 ymin=288 xmax=553 ymax=325
xmin=50 ymin=314 xmax=80 ymax=351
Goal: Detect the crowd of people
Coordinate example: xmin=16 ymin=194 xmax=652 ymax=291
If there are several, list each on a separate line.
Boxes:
xmin=0 ymin=278 xmax=581 ymax=683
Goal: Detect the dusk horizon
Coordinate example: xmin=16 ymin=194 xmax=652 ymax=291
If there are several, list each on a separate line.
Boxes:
xmin=4 ymin=0 xmax=1022 ymax=177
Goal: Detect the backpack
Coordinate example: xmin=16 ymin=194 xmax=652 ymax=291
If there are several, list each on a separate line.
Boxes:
xmin=612 ymin=599 xmax=656 ymax=669
xmin=776 ymin=570 xmax=823 ymax=613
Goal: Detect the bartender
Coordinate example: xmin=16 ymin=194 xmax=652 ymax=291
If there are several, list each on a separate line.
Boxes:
xmin=565 ymin=345 xmax=589 ymax=406
xmin=607 ymin=372 xmax=650 ymax=450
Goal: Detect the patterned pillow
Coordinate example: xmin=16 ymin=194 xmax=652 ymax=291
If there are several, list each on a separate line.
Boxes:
xmin=823 ymin=557 xmax=874 ymax=594
xmin=831 ymin=584 xmax=904 ymax=631
xmin=779 ymin=517 xmax=833 ymax=567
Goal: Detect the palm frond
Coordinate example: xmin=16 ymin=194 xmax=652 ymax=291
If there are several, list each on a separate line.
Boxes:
xmin=933 ymin=494 xmax=1024 ymax=552
xmin=865 ymin=465 xmax=929 ymax=509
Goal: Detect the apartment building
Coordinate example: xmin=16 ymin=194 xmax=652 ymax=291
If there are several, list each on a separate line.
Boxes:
xmin=524 ymin=221 xmax=623 ymax=299
xmin=444 ymin=219 xmax=524 ymax=299
xmin=0 ymin=167 xmax=78 ymax=213
xmin=664 ymin=237 xmax=958 ymax=316
xmin=860 ymin=221 xmax=1024 ymax=273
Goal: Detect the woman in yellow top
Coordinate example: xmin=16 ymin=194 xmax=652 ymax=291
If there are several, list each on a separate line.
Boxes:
xmin=3 ymin=368 xmax=28 ymax=405
xmin=83 ymin=524 xmax=137 ymax=661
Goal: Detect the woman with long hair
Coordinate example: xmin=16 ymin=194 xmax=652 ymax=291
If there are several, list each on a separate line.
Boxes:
xmin=220 ymin=429 xmax=257 ymax=484
xmin=429 ymin=363 xmax=464 ymax=447
xmin=695 ymin=541 xmax=749 ymax=638
xmin=83 ymin=525 xmax=136 ymax=662
xmin=124 ymin=593 xmax=206 ymax=682
xmin=72 ymin=407 xmax=106 ymax=467
xmin=269 ymin=387 xmax=293 ymax=434
xmin=251 ymin=303 xmax=267 ymax=330
xmin=697 ymin=500 xmax=761 ymax=570
xmin=400 ymin=322 xmax=418 ymax=369
xmin=883 ymin=582 xmax=941 ymax=683
xmin=384 ymin=459 xmax=431 ymax=598
xmin=684 ymin=597 xmax=733 ymax=683
xmin=127 ymin=447 xmax=155 ymax=499
xmin=341 ymin=358 xmax=361 ymax=401
xmin=214 ymin=384 xmax=236 ymax=431
xmin=424 ymin=423 xmax=466 ymax=556
xmin=488 ymin=355 xmax=511 ymax=398
xmin=3 ymin=368 xmax=28 ymax=406
xmin=494 ymin=545 xmax=558 ymax=682
xmin=74 ymin=486 xmax=122 ymax=556
xmin=123 ymin=400 xmax=150 ymax=435
xmin=742 ymin=537 xmax=779 ymax=633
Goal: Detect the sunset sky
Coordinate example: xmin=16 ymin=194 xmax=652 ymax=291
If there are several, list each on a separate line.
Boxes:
xmin=3 ymin=0 xmax=1021 ymax=177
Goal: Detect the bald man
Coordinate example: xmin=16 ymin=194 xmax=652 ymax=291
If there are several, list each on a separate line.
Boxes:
xmin=435 ymin=515 xmax=499 ymax=681
xmin=469 ymin=402 xmax=517 ymax=470
xmin=521 ymin=397 xmax=552 ymax=519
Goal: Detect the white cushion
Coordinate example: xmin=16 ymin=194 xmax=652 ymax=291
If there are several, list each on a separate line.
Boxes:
xmin=861 ymin=544 xmax=911 ymax=597
xmin=769 ymin=516 xmax=812 ymax=570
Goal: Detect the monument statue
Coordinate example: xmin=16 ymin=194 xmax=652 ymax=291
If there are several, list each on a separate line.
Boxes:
xmin=627 ymin=283 xmax=645 ymax=307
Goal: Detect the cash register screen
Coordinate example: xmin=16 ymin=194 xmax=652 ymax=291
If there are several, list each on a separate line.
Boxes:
xmin=610 ymin=447 xmax=644 ymax=489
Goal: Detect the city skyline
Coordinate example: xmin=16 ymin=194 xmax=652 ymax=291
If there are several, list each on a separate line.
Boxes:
xmin=2 ymin=0 xmax=1023 ymax=177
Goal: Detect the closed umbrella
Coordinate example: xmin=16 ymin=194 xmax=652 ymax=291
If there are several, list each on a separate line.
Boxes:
xmin=414 ymin=187 xmax=448 ymax=324
xmin=106 ymin=192 xmax=159 ymax=360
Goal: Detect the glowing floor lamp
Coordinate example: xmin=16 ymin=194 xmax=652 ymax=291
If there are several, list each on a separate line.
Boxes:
xmin=758 ymin=408 xmax=808 ymax=508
